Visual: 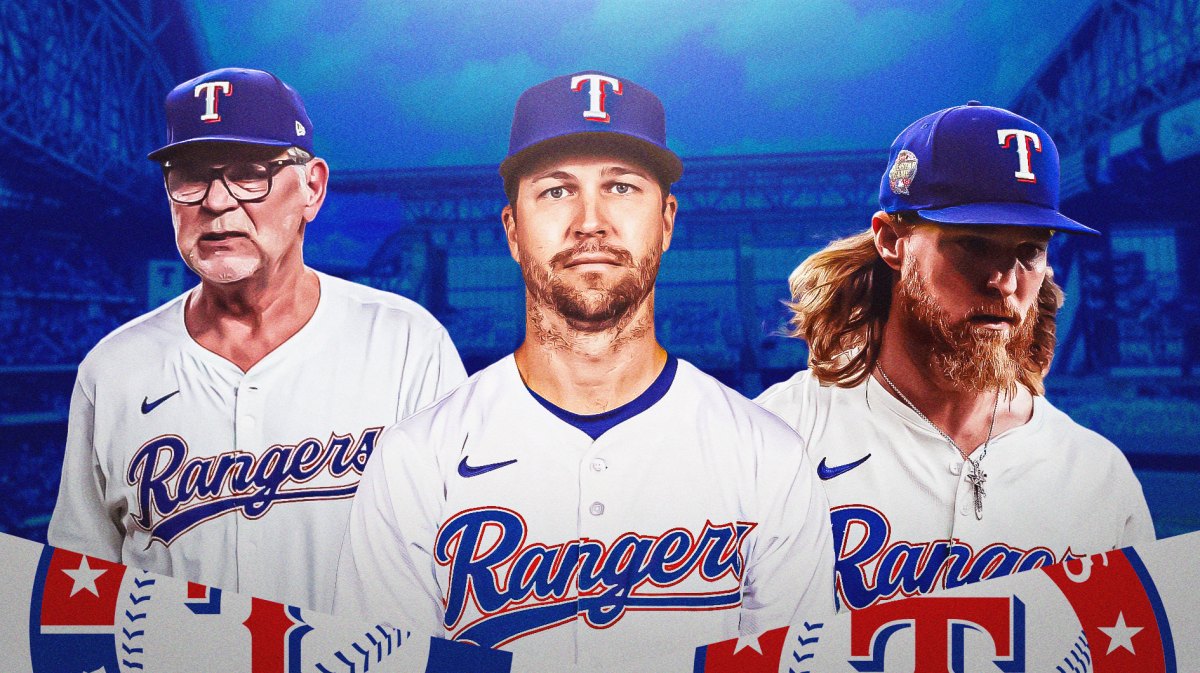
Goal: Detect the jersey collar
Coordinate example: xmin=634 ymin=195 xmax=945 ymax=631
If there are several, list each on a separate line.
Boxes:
xmin=524 ymin=355 xmax=679 ymax=441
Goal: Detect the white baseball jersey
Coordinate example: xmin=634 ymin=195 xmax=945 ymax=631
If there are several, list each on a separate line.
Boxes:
xmin=48 ymin=271 xmax=467 ymax=612
xmin=755 ymin=370 xmax=1154 ymax=611
xmin=334 ymin=355 xmax=835 ymax=669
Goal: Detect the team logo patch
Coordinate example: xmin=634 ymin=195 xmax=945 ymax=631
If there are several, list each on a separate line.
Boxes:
xmin=888 ymin=150 xmax=918 ymax=195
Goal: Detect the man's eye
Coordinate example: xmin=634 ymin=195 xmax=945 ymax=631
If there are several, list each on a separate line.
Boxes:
xmin=225 ymin=162 xmax=270 ymax=183
xmin=173 ymin=165 xmax=214 ymax=183
xmin=611 ymin=183 xmax=633 ymax=195
xmin=957 ymin=238 xmax=989 ymax=255
xmin=1018 ymin=244 xmax=1047 ymax=264
xmin=543 ymin=186 xmax=568 ymax=199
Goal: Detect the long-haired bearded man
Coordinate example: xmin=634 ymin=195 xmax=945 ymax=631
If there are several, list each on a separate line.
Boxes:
xmin=756 ymin=102 xmax=1154 ymax=612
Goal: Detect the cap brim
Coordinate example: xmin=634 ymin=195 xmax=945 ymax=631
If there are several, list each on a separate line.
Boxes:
xmin=499 ymin=132 xmax=683 ymax=185
xmin=147 ymin=136 xmax=294 ymax=162
xmin=917 ymin=201 xmax=1100 ymax=235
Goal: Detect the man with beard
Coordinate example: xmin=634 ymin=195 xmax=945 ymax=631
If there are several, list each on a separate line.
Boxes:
xmin=334 ymin=72 xmax=835 ymax=667
xmin=756 ymin=102 xmax=1153 ymax=611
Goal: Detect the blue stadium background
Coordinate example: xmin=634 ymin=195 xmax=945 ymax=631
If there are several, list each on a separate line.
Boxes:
xmin=1 ymin=0 xmax=1197 ymax=543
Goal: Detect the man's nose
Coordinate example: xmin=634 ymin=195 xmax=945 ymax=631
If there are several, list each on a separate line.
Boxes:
xmin=573 ymin=189 xmax=608 ymax=239
xmin=200 ymin=175 xmax=240 ymax=213
xmin=985 ymin=259 xmax=1020 ymax=297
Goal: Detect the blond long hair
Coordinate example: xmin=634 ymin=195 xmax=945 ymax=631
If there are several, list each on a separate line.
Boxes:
xmin=785 ymin=227 xmax=1064 ymax=394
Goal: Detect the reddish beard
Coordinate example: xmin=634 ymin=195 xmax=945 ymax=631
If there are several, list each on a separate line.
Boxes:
xmin=896 ymin=263 xmax=1038 ymax=394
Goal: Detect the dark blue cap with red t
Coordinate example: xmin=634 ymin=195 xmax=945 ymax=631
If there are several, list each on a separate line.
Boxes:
xmin=148 ymin=67 xmax=314 ymax=162
xmin=879 ymin=101 xmax=1097 ymax=234
xmin=499 ymin=71 xmax=683 ymax=184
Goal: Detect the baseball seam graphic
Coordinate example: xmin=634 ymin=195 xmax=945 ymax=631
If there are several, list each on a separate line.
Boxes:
xmin=314 ymin=624 xmax=409 ymax=672
xmin=789 ymin=620 xmax=823 ymax=673
xmin=1056 ymin=630 xmax=1091 ymax=673
xmin=119 ymin=572 xmax=154 ymax=672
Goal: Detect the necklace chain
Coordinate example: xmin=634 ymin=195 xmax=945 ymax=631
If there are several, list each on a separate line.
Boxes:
xmin=876 ymin=363 xmax=1000 ymax=519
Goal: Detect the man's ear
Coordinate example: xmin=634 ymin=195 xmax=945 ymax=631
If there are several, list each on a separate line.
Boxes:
xmin=660 ymin=194 xmax=677 ymax=253
xmin=301 ymin=158 xmax=330 ymax=221
xmin=872 ymin=210 xmax=904 ymax=271
xmin=502 ymin=204 xmax=520 ymax=263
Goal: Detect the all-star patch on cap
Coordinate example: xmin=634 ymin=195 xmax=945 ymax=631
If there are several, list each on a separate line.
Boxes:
xmin=879 ymin=101 xmax=1098 ymax=235
xmin=148 ymin=67 xmax=314 ymax=162
xmin=499 ymin=71 xmax=683 ymax=185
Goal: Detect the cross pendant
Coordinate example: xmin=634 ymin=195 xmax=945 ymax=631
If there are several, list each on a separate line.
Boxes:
xmin=966 ymin=463 xmax=987 ymax=520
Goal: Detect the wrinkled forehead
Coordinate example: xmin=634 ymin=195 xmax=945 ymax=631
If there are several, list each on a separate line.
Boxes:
xmin=159 ymin=141 xmax=289 ymax=166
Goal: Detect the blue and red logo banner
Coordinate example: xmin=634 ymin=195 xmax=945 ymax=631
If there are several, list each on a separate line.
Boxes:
xmin=2 ymin=531 xmax=1198 ymax=671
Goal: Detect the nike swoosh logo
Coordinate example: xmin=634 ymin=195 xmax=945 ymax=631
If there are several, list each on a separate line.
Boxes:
xmin=458 ymin=456 xmax=518 ymax=478
xmin=141 ymin=390 xmax=180 ymax=414
xmin=817 ymin=454 xmax=872 ymax=480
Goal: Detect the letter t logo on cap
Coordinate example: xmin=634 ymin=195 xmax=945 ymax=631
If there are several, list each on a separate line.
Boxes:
xmin=997 ymin=129 xmax=1042 ymax=184
xmin=194 ymin=81 xmax=232 ymax=123
xmin=570 ymin=74 xmax=622 ymax=123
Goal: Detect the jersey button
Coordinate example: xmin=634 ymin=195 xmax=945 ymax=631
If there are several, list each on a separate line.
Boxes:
xmin=949 ymin=461 xmax=962 ymax=476
xmin=959 ymin=501 xmax=970 ymax=516
xmin=590 ymin=459 xmax=607 ymax=472
xmin=589 ymin=502 xmax=605 ymax=516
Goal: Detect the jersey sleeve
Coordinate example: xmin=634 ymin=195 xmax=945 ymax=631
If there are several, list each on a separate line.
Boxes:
xmin=738 ymin=426 xmax=836 ymax=635
xmin=46 ymin=374 xmax=124 ymax=561
xmin=398 ymin=327 xmax=467 ymax=420
xmin=333 ymin=425 xmax=445 ymax=635
xmin=754 ymin=372 xmax=822 ymax=442
xmin=1079 ymin=426 xmax=1156 ymax=549
xmin=1114 ymin=455 xmax=1156 ymax=547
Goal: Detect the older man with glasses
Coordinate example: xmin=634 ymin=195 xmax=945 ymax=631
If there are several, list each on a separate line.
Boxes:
xmin=48 ymin=67 xmax=466 ymax=612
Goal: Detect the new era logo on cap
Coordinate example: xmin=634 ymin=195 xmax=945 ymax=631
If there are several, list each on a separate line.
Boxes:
xmin=499 ymin=71 xmax=683 ymax=184
xmin=879 ymin=101 xmax=1098 ymax=234
xmin=148 ymin=67 xmax=314 ymax=161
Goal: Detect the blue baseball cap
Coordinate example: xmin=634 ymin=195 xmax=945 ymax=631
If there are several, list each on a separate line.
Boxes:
xmin=148 ymin=67 xmax=314 ymax=162
xmin=499 ymin=71 xmax=683 ymax=184
xmin=879 ymin=101 xmax=1097 ymax=234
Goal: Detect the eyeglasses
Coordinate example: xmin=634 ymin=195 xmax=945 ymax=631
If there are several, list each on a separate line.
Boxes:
xmin=162 ymin=158 xmax=307 ymax=205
